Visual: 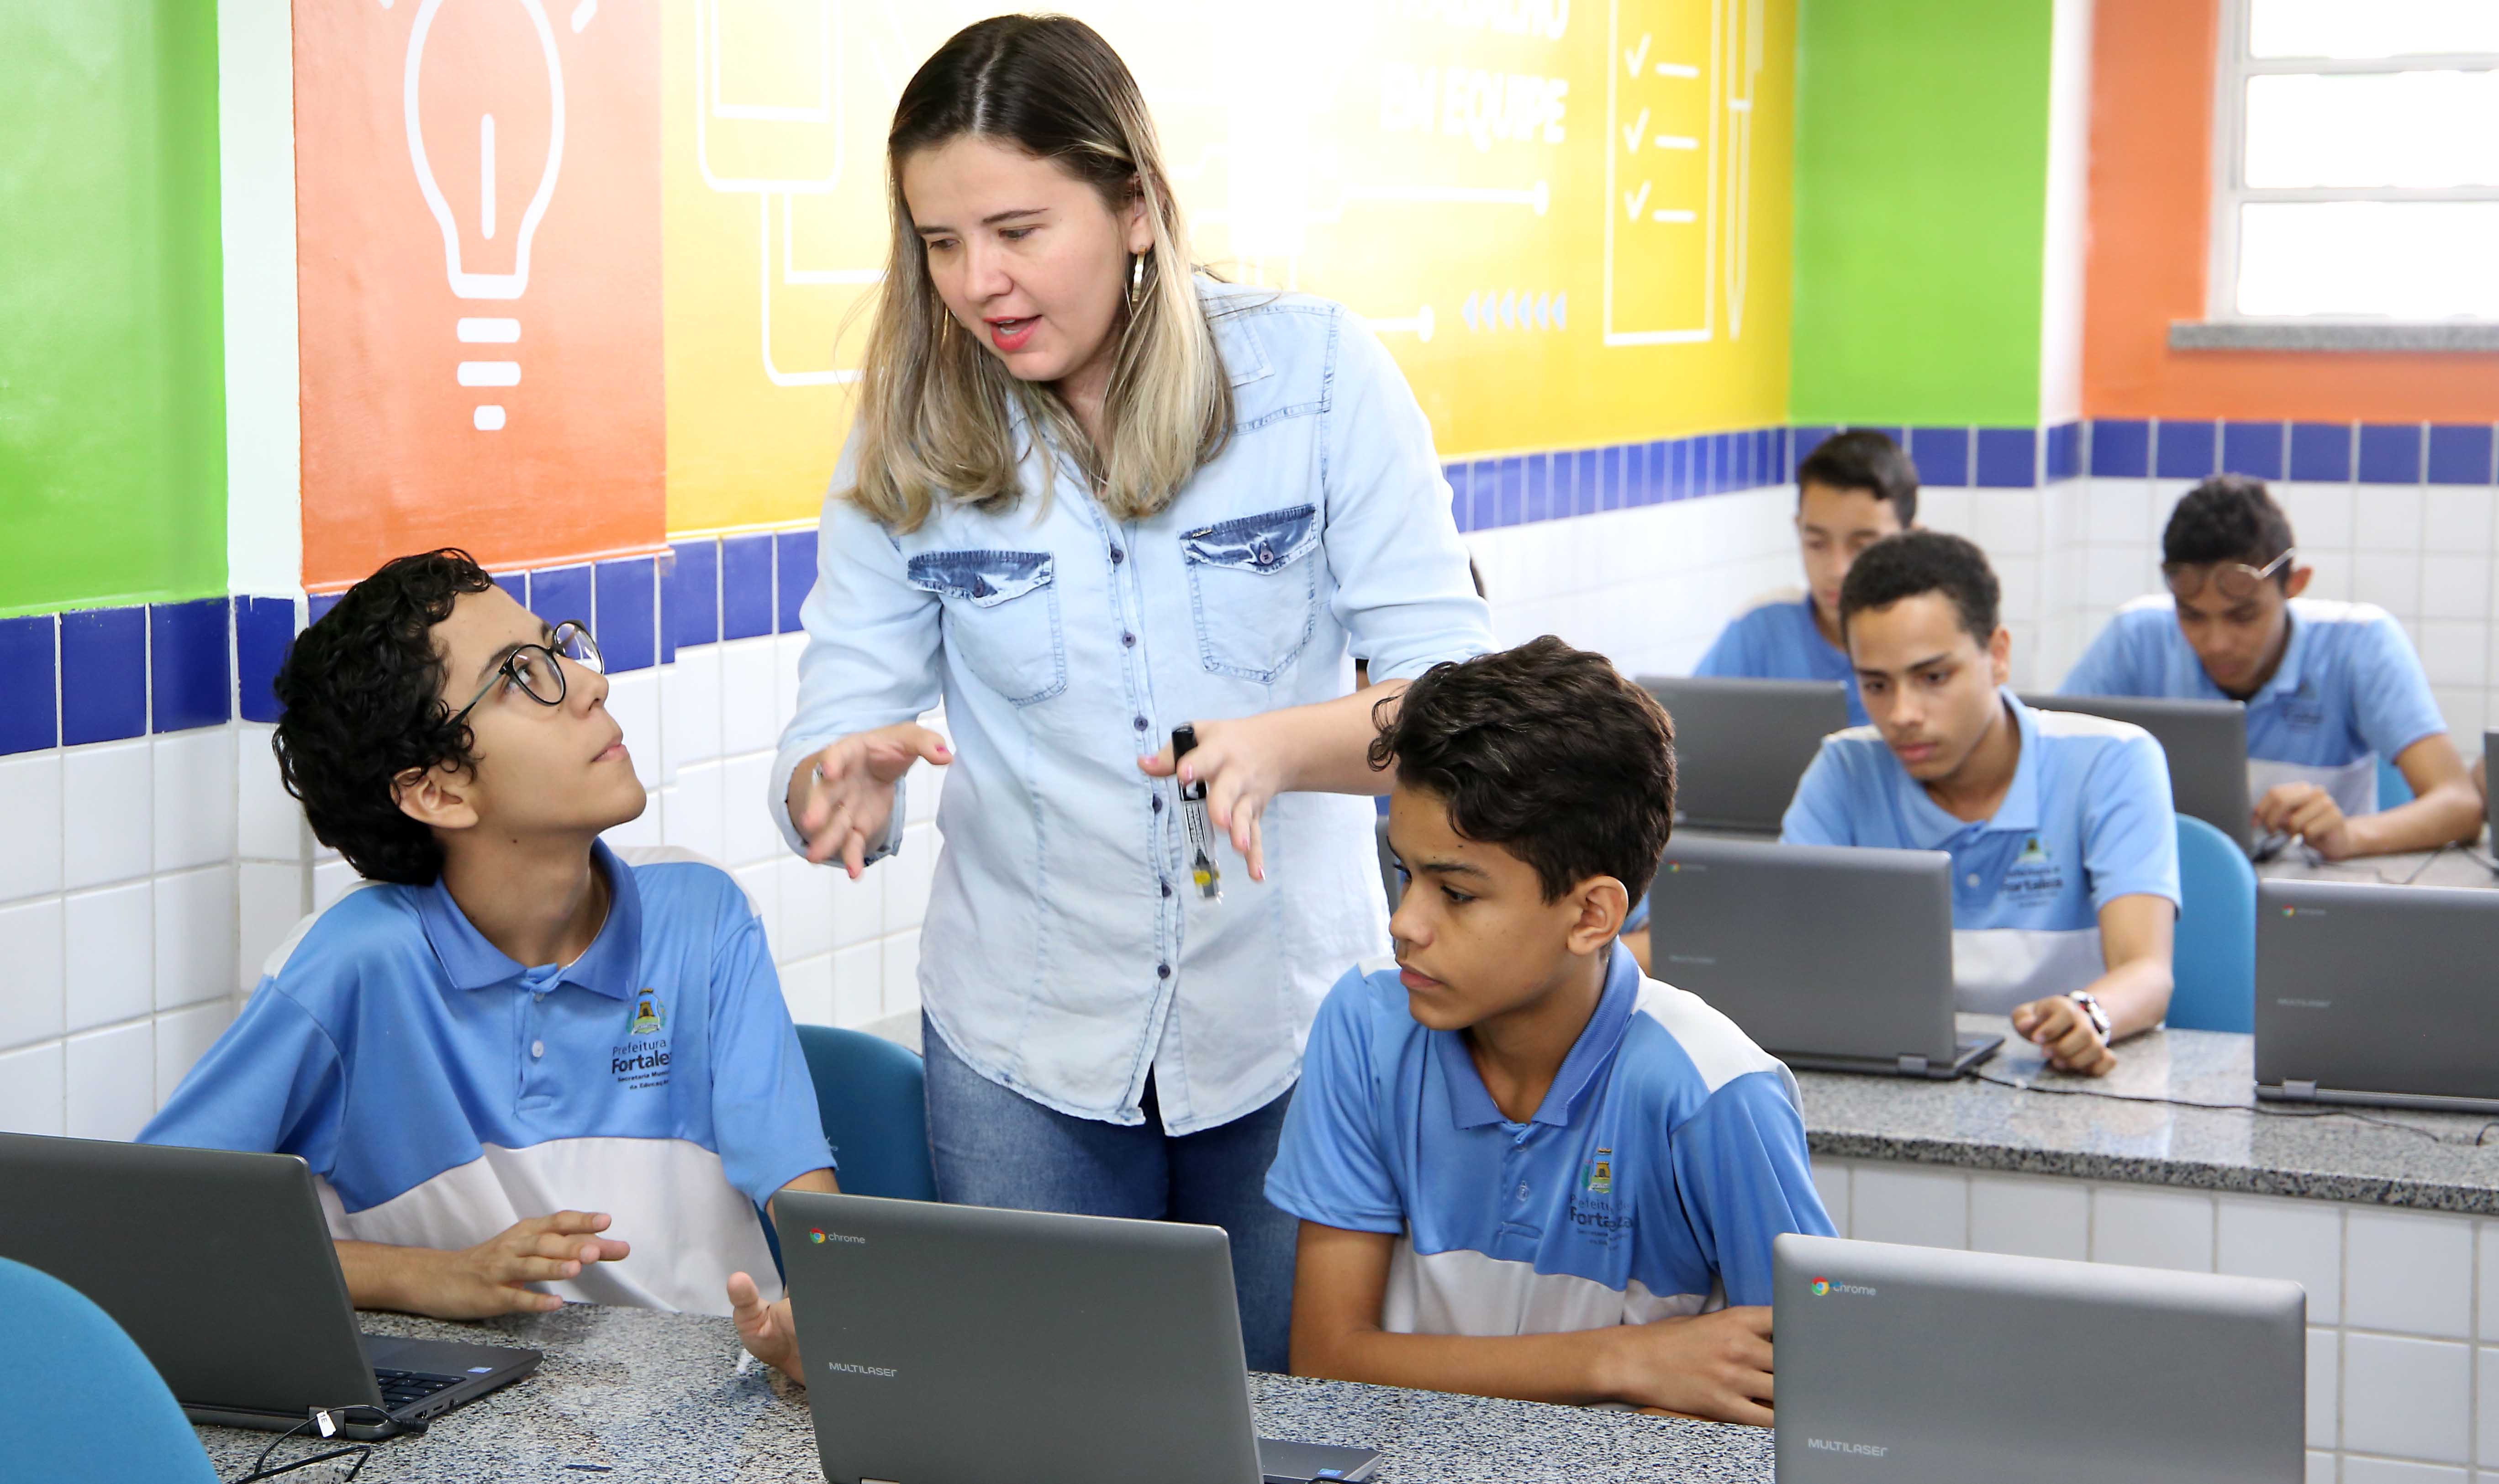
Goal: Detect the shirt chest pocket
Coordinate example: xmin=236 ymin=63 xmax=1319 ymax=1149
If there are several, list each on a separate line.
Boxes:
xmin=1180 ymin=504 xmax=1322 ymax=683
xmin=907 ymin=549 xmax=1068 ymax=706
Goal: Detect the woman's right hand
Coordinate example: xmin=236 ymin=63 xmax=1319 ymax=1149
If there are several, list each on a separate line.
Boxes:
xmin=786 ymin=723 xmax=952 ymax=875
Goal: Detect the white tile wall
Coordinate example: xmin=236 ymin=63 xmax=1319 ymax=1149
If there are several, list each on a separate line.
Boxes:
xmin=1816 ymin=1159 xmax=2499 ymax=1477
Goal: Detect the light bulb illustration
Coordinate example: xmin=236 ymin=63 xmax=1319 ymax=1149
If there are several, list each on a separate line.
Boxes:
xmin=403 ymin=0 xmax=569 ymax=432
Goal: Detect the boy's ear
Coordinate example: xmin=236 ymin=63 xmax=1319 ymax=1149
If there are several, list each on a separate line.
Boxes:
xmin=1566 ymin=876 xmax=1629 ymax=958
xmin=393 ymin=761 xmax=480 ymax=834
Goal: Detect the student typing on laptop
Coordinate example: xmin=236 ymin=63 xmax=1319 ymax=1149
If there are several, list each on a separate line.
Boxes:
xmin=1268 ymin=639 xmax=1833 ymax=1426
xmin=1784 ymin=532 xmax=2180 ymax=1076
xmin=142 ymin=551 xmax=832 ymax=1380
xmin=2060 ymin=475 xmax=2481 ymax=860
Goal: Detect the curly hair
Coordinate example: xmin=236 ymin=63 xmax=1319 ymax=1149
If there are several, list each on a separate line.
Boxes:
xmin=1838 ymin=530 xmax=2001 ymax=643
xmin=273 ymin=550 xmax=497 ymax=885
xmin=2164 ymin=474 xmax=2294 ymax=579
xmin=1368 ymin=636 xmax=1676 ymax=905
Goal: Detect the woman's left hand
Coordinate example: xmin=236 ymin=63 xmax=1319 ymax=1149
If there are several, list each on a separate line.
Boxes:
xmin=1137 ymin=716 xmax=1291 ymax=883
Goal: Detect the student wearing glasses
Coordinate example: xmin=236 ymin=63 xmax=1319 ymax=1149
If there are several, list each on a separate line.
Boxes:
xmin=2061 ymin=476 xmax=2483 ymax=860
xmin=143 ymin=552 xmax=831 ymax=1381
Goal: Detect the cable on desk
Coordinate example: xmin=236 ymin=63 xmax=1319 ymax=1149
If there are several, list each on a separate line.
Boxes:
xmin=224 ymin=1407 xmax=383 ymax=1484
xmin=1965 ymin=1068 xmax=2499 ymax=1148
xmin=2399 ymin=841 xmax=2457 ymax=886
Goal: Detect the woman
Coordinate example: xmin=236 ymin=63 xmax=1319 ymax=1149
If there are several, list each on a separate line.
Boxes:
xmin=768 ymin=14 xmax=1490 ymax=1370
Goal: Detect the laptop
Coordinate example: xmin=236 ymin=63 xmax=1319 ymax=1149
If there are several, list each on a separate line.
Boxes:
xmin=775 ymin=1191 xmax=1380 ymax=1484
xmin=1637 ymin=675 xmax=1851 ymax=834
xmin=1643 ymin=836 xmax=2000 ymax=1078
xmin=2020 ymin=692 xmax=2251 ymax=852
xmin=1774 ymin=1233 xmax=2304 ymax=1482
xmin=2256 ymin=878 xmax=2499 ymax=1112
xmin=0 ymin=1134 xmax=540 ymax=1440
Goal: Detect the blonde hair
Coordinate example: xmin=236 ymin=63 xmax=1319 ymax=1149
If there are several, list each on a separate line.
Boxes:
xmin=846 ymin=15 xmax=1232 ymax=533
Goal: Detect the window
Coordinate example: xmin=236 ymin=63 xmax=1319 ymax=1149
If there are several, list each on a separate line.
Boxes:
xmin=2210 ymin=0 xmax=2499 ymax=321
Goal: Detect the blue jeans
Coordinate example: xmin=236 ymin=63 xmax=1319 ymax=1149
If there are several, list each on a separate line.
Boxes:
xmin=921 ymin=1014 xmax=1298 ymax=1373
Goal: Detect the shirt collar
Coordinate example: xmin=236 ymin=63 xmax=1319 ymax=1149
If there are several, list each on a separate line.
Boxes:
xmin=414 ymin=840 xmax=643 ymax=999
xmin=1434 ymin=942 xmax=1644 ymax=1130
xmin=1890 ymin=688 xmax=2041 ymax=847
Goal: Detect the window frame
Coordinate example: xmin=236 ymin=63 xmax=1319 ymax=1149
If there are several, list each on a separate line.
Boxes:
xmin=2206 ymin=0 xmax=2499 ymax=324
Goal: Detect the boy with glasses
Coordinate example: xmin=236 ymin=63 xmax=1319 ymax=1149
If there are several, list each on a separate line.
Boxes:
xmin=144 ymin=551 xmax=830 ymax=1379
xmin=2061 ymin=476 xmax=2482 ymax=860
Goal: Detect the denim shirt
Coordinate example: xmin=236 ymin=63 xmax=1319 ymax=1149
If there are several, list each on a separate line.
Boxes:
xmin=771 ymin=280 xmax=1493 ymax=1133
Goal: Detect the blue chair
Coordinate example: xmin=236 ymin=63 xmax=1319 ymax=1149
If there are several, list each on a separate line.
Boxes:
xmin=2168 ymin=814 xmax=2256 ymax=1033
xmin=795 ymin=1023 xmax=939 ymax=1202
xmin=2378 ymin=753 xmax=2414 ymax=809
xmin=0 ymin=1256 xmax=217 ymax=1483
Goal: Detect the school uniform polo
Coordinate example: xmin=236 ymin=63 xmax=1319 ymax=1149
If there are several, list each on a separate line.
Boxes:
xmin=142 ymin=843 xmax=833 ymax=1315
xmin=1265 ymin=944 xmax=1831 ymax=1334
xmin=1692 ymin=590 xmax=1872 ymax=727
xmin=1782 ymin=691 xmax=2181 ymax=1014
xmin=2061 ymin=595 xmax=2448 ymax=819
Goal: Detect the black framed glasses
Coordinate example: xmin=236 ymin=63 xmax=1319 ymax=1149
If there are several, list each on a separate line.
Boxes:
xmin=2162 ymin=548 xmax=2295 ymax=603
xmin=446 ymin=620 xmax=603 ymax=727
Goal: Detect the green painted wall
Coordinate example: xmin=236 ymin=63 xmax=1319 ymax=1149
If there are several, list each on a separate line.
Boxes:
xmin=1789 ymin=0 xmax=2051 ymax=426
xmin=0 ymin=3 xmax=226 ymax=617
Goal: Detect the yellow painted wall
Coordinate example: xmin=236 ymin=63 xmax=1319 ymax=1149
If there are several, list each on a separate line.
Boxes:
xmin=662 ymin=0 xmax=1795 ymax=535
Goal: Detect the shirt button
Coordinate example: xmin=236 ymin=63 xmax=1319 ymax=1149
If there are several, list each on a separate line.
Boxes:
xmin=1122 ymin=631 xmax=1135 ymax=647
xmin=1152 ymin=795 xmax=1164 ymax=813
xmin=1110 ymin=545 xmax=1126 ymax=563
xmin=1515 ymin=1182 xmax=1530 ymax=1201
xmin=1157 ymin=963 xmax=1171 ymax=979
xmin=1161 ymin=881 xmax=1172 ymax=897
xmin=530 ymin=1040 xmax=545 ymax=1059
xmin=1966 ymin=873 xmax=1982 ymax=889
xmin=1133 ymin=715 xmax=1149 ymax=732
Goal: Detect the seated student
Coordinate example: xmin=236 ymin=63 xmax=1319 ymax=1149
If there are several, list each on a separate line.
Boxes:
xmin=142 ymin=551 xmax=828 ymax=1379
xmin=1692 ymin=428 xmax=1919 ymax=728
xmin=2061 ymin=475 xmax=2481 ymax=859
xmin=1270 ymin=637 xmax=1832 ymax=1427
xmin=1785 ymin=532 xmax=2178 ymax=1076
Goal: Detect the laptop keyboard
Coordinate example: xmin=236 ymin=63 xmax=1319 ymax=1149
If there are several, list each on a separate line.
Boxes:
xmin=373 ymin=1368 xmax=461 ymax=1414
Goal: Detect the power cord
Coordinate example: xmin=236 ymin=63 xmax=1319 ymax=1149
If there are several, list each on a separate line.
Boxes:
xmin=1966 ymin=1068 xmax=2499 ymax=1148
xmin=224 ymin=1406 xmax=396 ymax=1484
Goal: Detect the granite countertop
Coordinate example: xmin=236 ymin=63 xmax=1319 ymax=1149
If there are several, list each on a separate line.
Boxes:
xmin=2258 ymin=839 xmax=2496 ymax=890
xmin=195 ymin=1306 xmax=1773 ymax=1483
xmin=1799 ymin=1015 xmax=2499 ymax=1212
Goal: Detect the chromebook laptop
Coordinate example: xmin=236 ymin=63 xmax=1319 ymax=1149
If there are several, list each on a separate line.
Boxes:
xmin=776 ymin=1192 xmax=1379 ymax=1484
xmin=1638 ymin=676 xmax=1851 ymax=835
xmin=0 ymin=1134 xmax=540 ymax=1440
xmin=1642 ymin=837 xmax=1999 ymax=1078
xmin=2256 ymin=878 xmax=2499 ymax=1112
xmin=2021 ymin=693 xmax=2252 ymax=852
xmin=1774 ymin=1234 xmax=2304 ymax=1482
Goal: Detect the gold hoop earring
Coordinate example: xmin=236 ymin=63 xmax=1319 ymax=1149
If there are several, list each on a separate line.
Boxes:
xmin=1128 ymin=251 xmax=1147 ymax=308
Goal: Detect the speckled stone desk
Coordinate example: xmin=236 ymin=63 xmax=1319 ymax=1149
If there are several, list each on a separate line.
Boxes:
xmin=194 ymin=1306 xmax=1774 ymax=1483
xmin=1797 ymin=1018 xmax=2499 ymax=1477
xmin=2256 ymin=838 xmax=2498 ymax=891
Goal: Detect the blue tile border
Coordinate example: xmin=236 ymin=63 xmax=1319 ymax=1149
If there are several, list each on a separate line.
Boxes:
xmin=12 ymin=413 xmax=2492 ymax=751
xmin=0 ymin=615 xmax=56 ymax=755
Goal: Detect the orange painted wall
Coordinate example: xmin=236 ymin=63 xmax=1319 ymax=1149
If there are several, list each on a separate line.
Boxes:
xmin=2083 ymin=0 xmax=2499 ymax=421
xmin=294 ymin=0 xmax=665 ymax=590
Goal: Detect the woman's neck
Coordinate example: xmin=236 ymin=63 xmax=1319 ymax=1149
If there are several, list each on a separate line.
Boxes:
xmin=1051 ymin=309 xmax=1129 ymax=454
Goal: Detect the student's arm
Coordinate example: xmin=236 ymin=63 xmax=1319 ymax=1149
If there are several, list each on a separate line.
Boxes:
xmin=2056 ymin=610 xmax=2145 ymax=696
xmin=2262 ymin=731 xmax=2483 ymax=858
xmin=2011 ymin=894 xmax=2175 ymax=1077
xmin=1288 ymin=1221 xmax=1774 ymax=1425
xmin=337 ymin=1215 xmax=631 ymax=1318
xmin=728 ymin=1168 xmax=842 ymax=1380
xmin=1691 ymin=615 xmax=1753 ymax=678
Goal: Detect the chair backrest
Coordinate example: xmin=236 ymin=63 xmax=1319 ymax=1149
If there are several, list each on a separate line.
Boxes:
xmin=0 ymin=1256 xmax=218 ymax=1484
xmin=2168 ymin=814 xmax=2256 ymax=1034
xmin=2377 ymin=753 xmax=2414 ymax=810
xmin=794 ymin=1024 xmax=938 ymax=1203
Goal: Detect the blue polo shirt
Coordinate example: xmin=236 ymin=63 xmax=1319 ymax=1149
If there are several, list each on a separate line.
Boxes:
xmin=2061 ymin=595 xmax=2446 ymax=818
xmin=1265 ymin=944 xmax=1831 ymax=1335
xmin=142 ymin=843 xmax=833 ymax=1315
xmin=1693 ymin=591 xmax=1871 ymax=727
xmin=1782 ymin=692 xmax=2180 ymax=1014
